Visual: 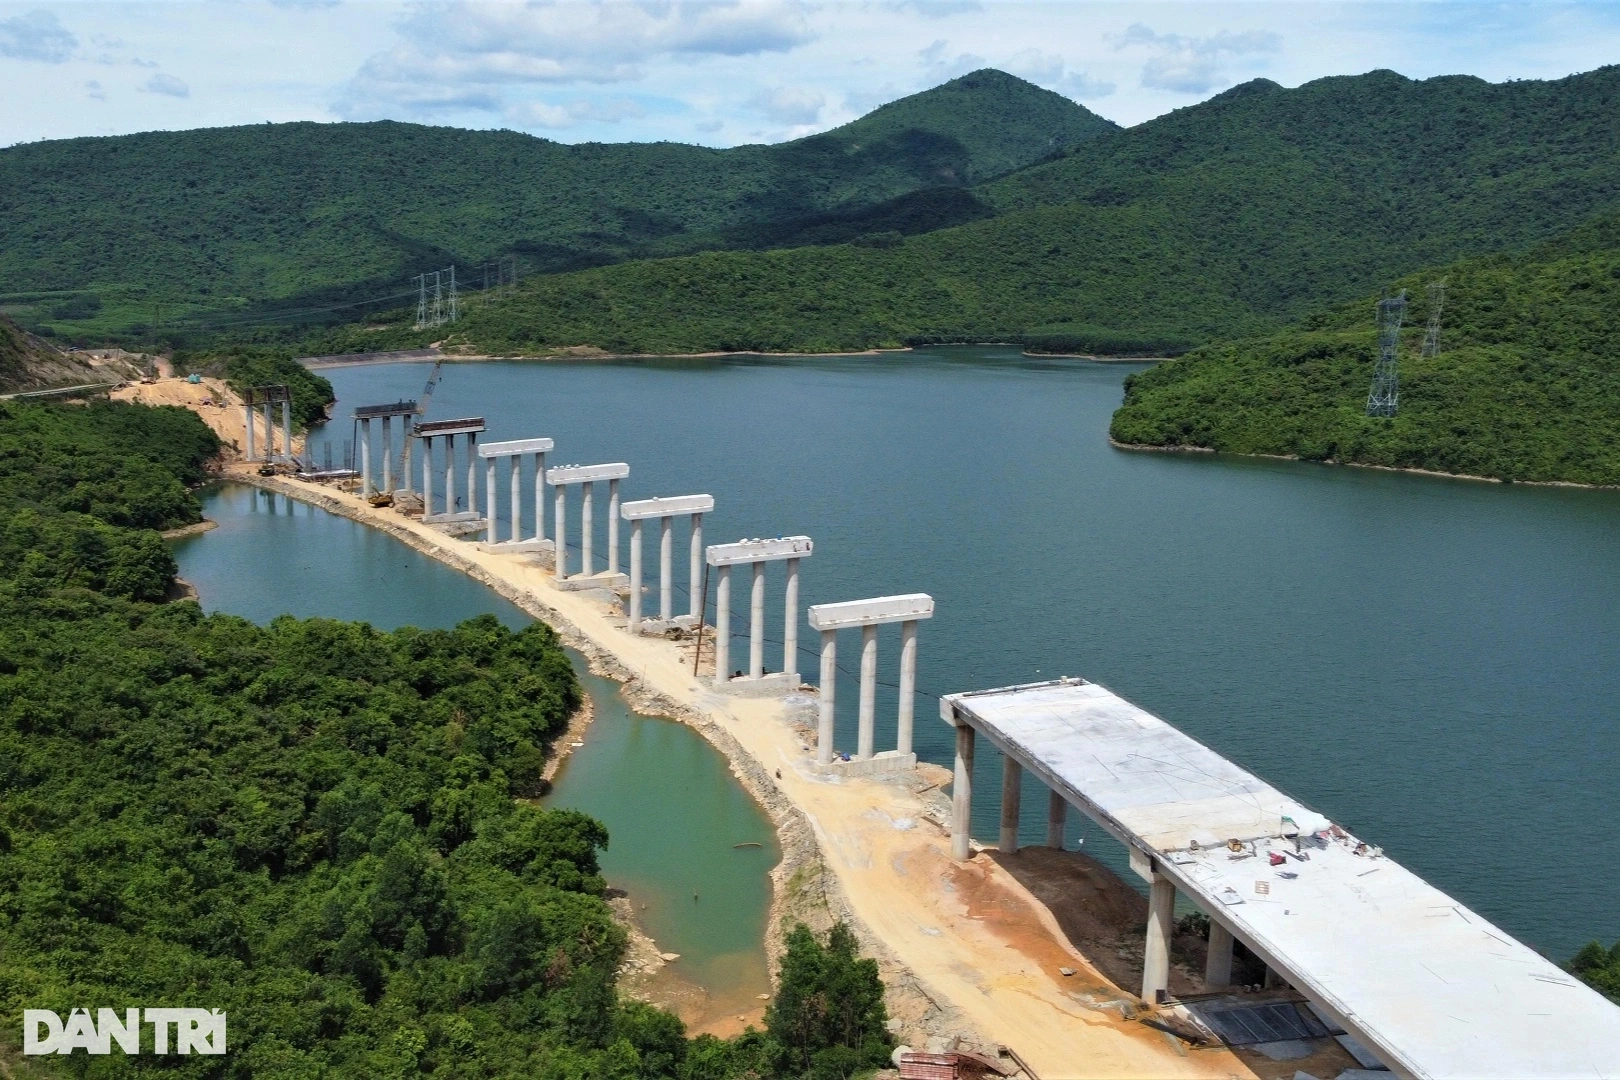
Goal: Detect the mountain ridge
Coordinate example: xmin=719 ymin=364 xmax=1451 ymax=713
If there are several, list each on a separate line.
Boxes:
xmin=354 ymin=63 xmax=1620 ymax=357
xmin=0 ymin=69 xmax=1113 ymax=338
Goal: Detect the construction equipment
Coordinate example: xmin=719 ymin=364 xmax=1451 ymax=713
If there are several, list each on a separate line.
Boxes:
xmin=1366 ymin=290 xmax=1407 ymax=417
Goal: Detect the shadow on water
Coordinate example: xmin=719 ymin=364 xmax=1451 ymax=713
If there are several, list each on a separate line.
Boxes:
xmin=171 ymin=483 xmax=778 ymax=1014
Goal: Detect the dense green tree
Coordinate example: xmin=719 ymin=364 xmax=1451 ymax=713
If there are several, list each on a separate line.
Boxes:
xmin=297 ymin=64 xmax=1620 ymax=359
xmin=1109 ymin=214 xmax=1620 ymax=484
xmin=1570 ymin=940 xmax=1620 ymax=1002
xmin=0 ymin=71 xmax=1110 ymax=342
xmin=764 ymin=924 xmax=892 ymax=1079
xmin=0 ymin=398 xmax=897 ymax=1079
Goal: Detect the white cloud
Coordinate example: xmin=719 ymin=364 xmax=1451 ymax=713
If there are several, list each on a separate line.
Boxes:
xmin=749 ymin=85 xmax=824 ymax=124
xmin=339 ymin=0 xmax=814 ymax=122
xmin=917 ymin=38 xmax=984 ymax=84
xmin=887 ymin=0 xmax=979 ymax=18
xmin=505 ymin=96 xmax=645 ymax=129
xmin=0 ymin=9 xmax=76 ymax=63
xmin=1005 ymin=47 xmax=1115 ymax=101
xmin=85 ymin=79 xmax=105 ymax=102
xmin=1116 ymin=23 xmax=1282 ymax=95
xmin=142 ymin=73 xmax=189 ymax=98
xmin=271 ymin=0 xmax=341 ymax=8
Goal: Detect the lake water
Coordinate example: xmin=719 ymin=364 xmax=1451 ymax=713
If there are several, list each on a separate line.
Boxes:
xmin=215 ymin=345 xmax=1618 ymax=971
xmin=172 ymin=483 xmax=779 ymax=1008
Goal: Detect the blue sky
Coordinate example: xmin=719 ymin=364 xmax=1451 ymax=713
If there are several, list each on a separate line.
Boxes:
xmin=2 ymin=1 xmax=1619 ymax=148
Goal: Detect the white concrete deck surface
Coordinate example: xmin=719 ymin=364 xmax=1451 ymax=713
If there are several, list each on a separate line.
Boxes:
xmin=942 ymin=678 xmax=1620 ymax=1080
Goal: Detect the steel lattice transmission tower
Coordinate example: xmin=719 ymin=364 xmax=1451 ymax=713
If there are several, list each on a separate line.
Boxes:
xmin=1366 ymin=289 xmax=1407 ymax=417
xmin=412 ymin=266 xmax=462 ymax=330
xmin=1420 ymin=280 xmax=1446 ymax=359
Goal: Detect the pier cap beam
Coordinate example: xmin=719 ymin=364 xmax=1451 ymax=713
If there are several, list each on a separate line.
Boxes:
xmin=705 ymin=536 xmax=812 ymax=566
xmin=353 ymin=400 xmax=418 ymax=419
xmin=415 ymin=417 xmax=485 ymax=438
xmin=808 ymin=593 xmax=934 ymax=631
xmin=546 ymin=462 xmax=630 ymax=485
xmin=479 ymin=437 xmax=554 ymax=457
xmin=621 ymin=494 xmax=715 ymax=520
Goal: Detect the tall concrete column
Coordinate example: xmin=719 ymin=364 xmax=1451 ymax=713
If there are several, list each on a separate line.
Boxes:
xmin=715 ymin=564 xmax=732 ymax=681
xmin=422 ymin=437 xmax=433 ymax=514
xmin=607 ymin=478 xmax=620 ymax=577
xmin=1142 ymin=877 xmax=1176 ymax=1004
xmin=581 ymin=482 xmax=594 ymax=575
xmin=1000 ymin=757 xmax=1022 ymax=853
xmin=263 ymin=402 xmax=274 ymax=458
xmin=541 ymin=453 xmax=554 ymax=544
xmin=360 ymin=419 xmax=372 ymax=495
xmin=688 ymin=514 xmax=702 ymax=618
xmin=857 ymin=624 xmax=877 ymax=759
xmin=444 ymin=435 xmax=456 ymax=513
xmin=952 ymin=723 xmax=975 ymax=862
xmin=281 ymin=401 xmax=292 ymax=465
xmin=486 ymin=456 xmax=497 ymax=540
xmin=554 ymin=483 xmax=568 ymax=578
xmin=382 ymin=416 xmax=393 ymax=493
xmin=659 ymin=516 xmax=673 ymax=621
xmin=1046 ymin=789 xmax=1067 ymax=849
xmin=510 ymin=455 xmax=522 ymax=541
xmin=817 ymin=629 xmax=837 ymax=765
xmin=783 ymin=557 xmax=800 ymax=679
xmin=244 ymin=401 xmax=255 ymax=460
xmin=749 ymin=561 xmax=766 ymax=679
xmin=402 ymin=425 xmax=413 ymax=498
xmin=534 ymin=453 xmax=547 ymax=541
xmin=1205 ymin=920 xmax=1235 ymax=988
xmin=628 ymin=518 xmax=644 ymax=631
xmin=466 ymin=432 xmax=477 ymax=516
xmin=897 ymin=619 xmax=918 ymax=756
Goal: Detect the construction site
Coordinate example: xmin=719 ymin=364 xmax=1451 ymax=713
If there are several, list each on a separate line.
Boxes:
xmin=189 ymin=345 xmax=1620 ymax=1080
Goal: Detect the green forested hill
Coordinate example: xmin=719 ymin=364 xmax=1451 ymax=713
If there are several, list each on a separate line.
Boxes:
xmin=1109 ymin=215 xmax=1620 ymax=484
xmin=376 ymin=65 xmax=1620 ymax=357
xmin=0 ymin=70 xmax=1109 ymax=337
xmin=0 ymin=401 xmax=897 ymax=1077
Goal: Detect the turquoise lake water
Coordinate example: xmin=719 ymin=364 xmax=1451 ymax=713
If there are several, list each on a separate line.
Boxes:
xmin=196 ymin=345 xmax=1620 ymax=970
xmin=172 ymin=483 xmax=779 ymax=1003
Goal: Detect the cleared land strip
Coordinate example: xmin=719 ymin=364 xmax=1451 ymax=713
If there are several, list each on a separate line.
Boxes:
xmin=226 ymin=463 xmax=1255 ymax=1080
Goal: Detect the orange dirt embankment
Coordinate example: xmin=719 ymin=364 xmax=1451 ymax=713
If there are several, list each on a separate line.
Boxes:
xmin=224 ymin=467 xmax=1260 ymax=1080
xmin=112 ymin=377 xmax=304 ymax=460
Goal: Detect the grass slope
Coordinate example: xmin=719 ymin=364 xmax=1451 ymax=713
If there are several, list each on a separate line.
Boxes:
xmin=373 ymin=65 xmax=1620 ymax=358
xmin=0 ymin=71 xmax=1110 ymax=339
xmin=1109 ymin=216 xmax=1620 ymax=485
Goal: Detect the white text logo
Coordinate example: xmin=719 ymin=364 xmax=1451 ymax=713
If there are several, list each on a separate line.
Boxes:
xmin=23 ymin=1009 xmax=227 ymax=1055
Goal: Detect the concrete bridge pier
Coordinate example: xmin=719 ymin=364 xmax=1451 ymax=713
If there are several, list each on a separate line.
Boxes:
xmin=621 ymin=495 xmax=714 ymax=633
xmin=359 ymin=418 xmax=372 ymax=494
xmin=477 ymin=438 xmax=555 ymax=553
xmin=414 ymin=417 xmax=487 ymax=528
xmin=805 ymin=593 xmax=933 ymax=771
xmin=421 ymin=436 xmax=434 ymax=512
xmin=704 ymin=536 xmax=813 ymax=696
xmin=546 ymin=463 xmax=631 ymax=591
xmin=381 ymin=416 xmax=393 ymax=494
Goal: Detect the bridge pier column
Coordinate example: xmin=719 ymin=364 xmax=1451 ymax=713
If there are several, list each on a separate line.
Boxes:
xmin=1046 ymin=788 xmax=1067 ymax=849
xmin=1142 ymin=877 xmax=1176 ymax=1004
xmin=1000 ymin=757 xmax=1022 ymax=853
xmin=1205 ymin=920 xmax=1234 ymax=988
xmin=951 ymin=723 xmax=975 ymax=862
